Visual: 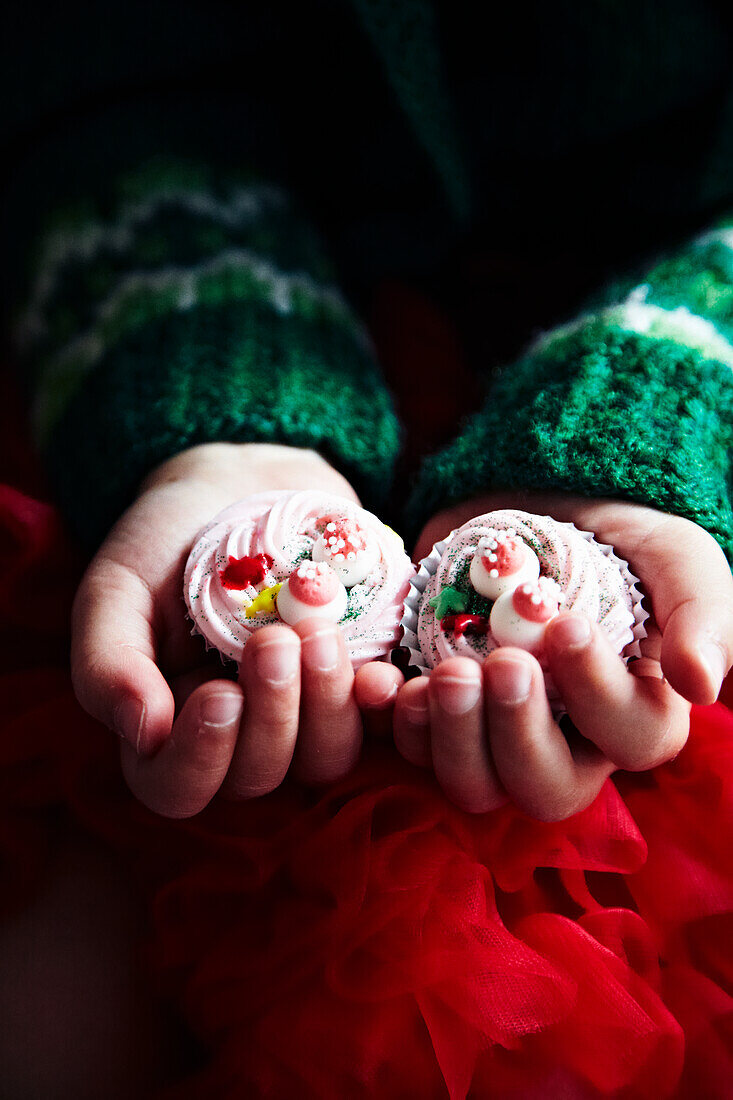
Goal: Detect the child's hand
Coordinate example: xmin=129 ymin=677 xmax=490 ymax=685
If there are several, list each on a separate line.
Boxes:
xmin=394 ymin=493 xmax=733 ymax=821
xmin=70 ymin=443 xmax=403 ymax=817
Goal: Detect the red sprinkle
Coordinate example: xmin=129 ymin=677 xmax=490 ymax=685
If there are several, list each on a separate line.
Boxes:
xmin=441 ymin=613 xmax=490 ymax=637
xmin=220 ymin=553 xmax=273 ymax=590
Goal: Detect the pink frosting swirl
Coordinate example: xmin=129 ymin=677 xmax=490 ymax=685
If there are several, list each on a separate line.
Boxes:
xmin=184 ymin=491 xmax=414 ymax=668
xmin=414 ymin=510 xmax=639 ymax=681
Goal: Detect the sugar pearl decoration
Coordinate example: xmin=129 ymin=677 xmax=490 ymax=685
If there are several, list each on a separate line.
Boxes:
xmin=469 ymin=529 xmax=540 ymax=600
xmin=312 ymin=517 xmax=380 ymax=586
xmin=489 ymin=578 xmax=564 ymax=656
xmin=276 ymin=561 xmax=348 ymax=625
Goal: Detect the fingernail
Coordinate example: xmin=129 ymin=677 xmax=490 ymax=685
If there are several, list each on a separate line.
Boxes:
xmin=403 ymin=699 xmax=429 ymax=724
xmin=699 ymin=640 xmax=727 ymax=697
xmin=362 ymin=681 xmax=400 ymax=709
xmin=548 ymin=615 xmax=591 ymax=651
xmin=302 ymin=626 xmax=340 ymax=672
xmin=380 ymin=681 xmax=400 ymax=705
xmin=255 ymin=640 xmax=300 ymax=686
xmin=200 ymin=691 xmax=242 ymax=727
xmin=435 ymin=674 xmax=482 ymax=715
xmin=113 ymin=697 xmax=146 ymax=752
xmin=485 ymin=659 xmax=532 ymax=705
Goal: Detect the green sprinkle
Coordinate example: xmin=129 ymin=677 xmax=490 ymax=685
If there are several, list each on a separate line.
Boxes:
xmin=429 ymin=585 xmax=467 ymax=618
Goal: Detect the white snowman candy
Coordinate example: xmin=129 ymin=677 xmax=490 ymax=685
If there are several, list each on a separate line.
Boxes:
xmin=312 ymin=517 xmax=380 ymax=586
xmin=469 ymin=528 xmax=540 ymax=601
xmin=276 ymin=560 xmax=348 ymax=625
xmin=489 ymin=577 xmax=564 ymax=656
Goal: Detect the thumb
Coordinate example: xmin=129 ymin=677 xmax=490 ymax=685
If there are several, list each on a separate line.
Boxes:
xmin=632 ymin=515 xmax=733 ymax=704
xmin=71 ymin=558 xmax=174 ymax=753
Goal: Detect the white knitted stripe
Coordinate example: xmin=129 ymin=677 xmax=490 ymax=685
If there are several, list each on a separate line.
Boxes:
xmin=527 ymin=284 xmax=733 ymax=370
xmin=17 ymin=183 xmax=288 ymax=349
xmin=693 ymin=226 xmax=733 ymax=252
xmin=31 ymin=248 xmax=368 ymax=446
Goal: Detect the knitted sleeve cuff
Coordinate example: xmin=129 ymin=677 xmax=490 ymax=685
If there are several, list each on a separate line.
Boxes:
xmin=406 ymin=220 xmax=733 ymax=564
xmin=14 ymin=159 xmax=401 ymax=548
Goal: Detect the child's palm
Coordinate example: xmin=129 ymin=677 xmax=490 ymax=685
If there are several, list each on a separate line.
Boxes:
xmin=395 ymin=492 xmax=733 ymax=820
xmin=71 ymin=442 xmax=403 ymax=817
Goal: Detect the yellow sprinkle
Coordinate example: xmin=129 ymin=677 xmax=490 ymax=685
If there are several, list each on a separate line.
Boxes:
xmin=245 ymin=583 xmax=283 ymax=618
xmin=384 ymin=524 xmax=404 ymax=549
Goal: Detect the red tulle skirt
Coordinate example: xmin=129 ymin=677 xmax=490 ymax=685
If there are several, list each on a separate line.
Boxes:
xmin=1 ymin=292 xmax=732 ymax=1097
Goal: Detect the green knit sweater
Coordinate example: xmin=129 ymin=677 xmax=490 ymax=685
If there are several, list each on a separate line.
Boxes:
xmin=5 ymin=0 xmax=733 ymax=559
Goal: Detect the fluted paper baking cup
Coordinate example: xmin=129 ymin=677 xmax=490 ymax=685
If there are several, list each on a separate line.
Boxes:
xmin=400 ymin=511 xmax=648 ymax=713
xmin=401 ymin=534 xmax=453 ymax=675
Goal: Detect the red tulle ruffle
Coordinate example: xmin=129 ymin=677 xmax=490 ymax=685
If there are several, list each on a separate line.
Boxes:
xmin=1 ymin=465 xmax=732 ymax=1097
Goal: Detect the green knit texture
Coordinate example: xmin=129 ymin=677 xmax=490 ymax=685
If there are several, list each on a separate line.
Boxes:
xmin=29 ymin=244 xmax=363 ymax=447
xmin=641 ymin=238 xmax=733 ymax=341
xmin=17 ymin=157 xmax=402 ymax=547
xmin=17 ymin=157 xmax=333 ymax=392
xmin=46 ymin=298 xmax=401 ymax=548
xmin=406 ymin=321 xmax=733 ymax=563
xmin=584 ymin=233 xmax=733 ymax=343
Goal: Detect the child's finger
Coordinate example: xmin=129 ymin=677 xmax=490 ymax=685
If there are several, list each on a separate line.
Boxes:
xmin=626 ymin=515 xmax=733 ymax=704
xmin=393 ymin=678 xmax=432 ymax=766
xmin=544 ymin=614 xmax=690 ymax=771
xmin=290 ymin=619 xmax=363 ymax=784
xmin=71 ymin=561 xmax=174 ymax=754
xmin=659 ymin=582 xmax=733 ymax=705
xmin=353 ymin=661 xmax=404 ymax=738
xmin=120 ymin=680 xmax=243 ymax=818
xmin=221 ymin=625 xmax=301 ymax=799
xmin=169 ymin=667 xmax=234 ymax=716
xmin=429 ymin=659 xmax=506 ymax=813
xmin=483 ymin=649 xmax=614 ymax=821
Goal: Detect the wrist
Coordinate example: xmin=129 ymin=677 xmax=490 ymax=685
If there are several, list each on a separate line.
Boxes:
xmin=139 ymin=442 xmax=359 ymax=503
xmin=413 ymin=491 xmax=678 ymax=564
xmin=414 ymin=491 xmax=570 ymax=562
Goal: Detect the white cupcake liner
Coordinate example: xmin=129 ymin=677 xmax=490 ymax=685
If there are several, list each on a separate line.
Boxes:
xmin=400 ymin=520 xmax=648 ymax=713
xmin=400 ymin=534 xmax=454 ymax=676
xmin=183 ymin=597 xmax=238 ymax=666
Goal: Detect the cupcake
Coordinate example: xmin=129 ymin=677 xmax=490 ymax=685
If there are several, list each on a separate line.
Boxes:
xmin=401 ymin=509 xmax=647 ymax=707
xmin=184 ymin=490 xmax=415 ymax=668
